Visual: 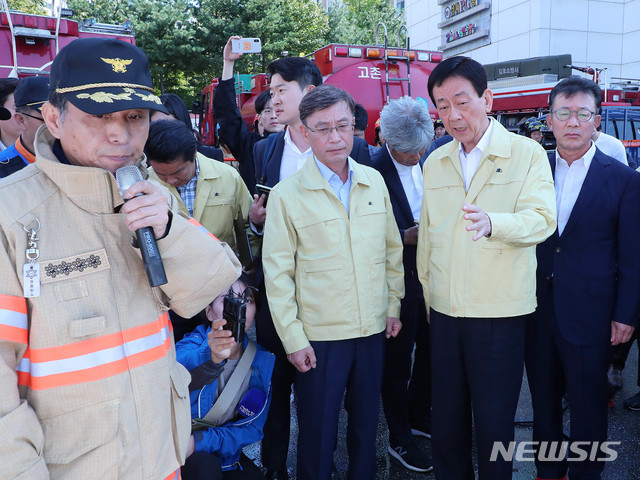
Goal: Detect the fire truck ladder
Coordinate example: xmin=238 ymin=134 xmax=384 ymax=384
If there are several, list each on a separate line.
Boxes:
xmin=0 ymin=0 xmax=63 ymax=76
xmin=375 ymin=22 xmax=412 ymax=104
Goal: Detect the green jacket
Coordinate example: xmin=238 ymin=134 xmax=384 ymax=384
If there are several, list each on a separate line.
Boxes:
xmin=149 ymin=153 xmax=256 ymax=264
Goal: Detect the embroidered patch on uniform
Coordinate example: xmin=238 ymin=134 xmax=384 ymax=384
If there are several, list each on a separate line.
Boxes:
xmin=41 ymin=249 xmax=110 ymax=284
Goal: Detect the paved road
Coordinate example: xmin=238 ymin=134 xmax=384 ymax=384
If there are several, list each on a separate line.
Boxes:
xmin=245 ymin=342 xmax=640 ymax=479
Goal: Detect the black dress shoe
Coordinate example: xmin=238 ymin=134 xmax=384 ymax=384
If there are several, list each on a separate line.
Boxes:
xmin=265 ymin=468 xmax=289 ymax=480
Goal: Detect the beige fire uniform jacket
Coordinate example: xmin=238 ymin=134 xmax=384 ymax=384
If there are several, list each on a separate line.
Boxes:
xmin=262 ymin=157 xmax=404 ymax=354
xmin=149 ymin=153 xmax=257 ymax=265
xmin=0 ymin=128 xmax=241 ymax=479
xmin=417 ymin=120 xmax=557 ymax=318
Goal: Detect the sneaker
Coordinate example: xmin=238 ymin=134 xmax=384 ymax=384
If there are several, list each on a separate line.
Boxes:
xmin=388 ymin=442 xmax=433 ymax=472
xmin=607 ymin=365 xmax=623 ymax=390
xmin=623 ymin=391 xmax=640 ymax=411
xmin=410 ymin=418 xmax=432 ymax=439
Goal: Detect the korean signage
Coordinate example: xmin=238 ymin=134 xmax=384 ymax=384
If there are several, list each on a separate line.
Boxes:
xmin=444 ymin=0 xmax=478 ymax=20
xmin=439 ymin=0 xmax=491 ymax=55
xmin=445 ymin=23 xmax=477 ymax=43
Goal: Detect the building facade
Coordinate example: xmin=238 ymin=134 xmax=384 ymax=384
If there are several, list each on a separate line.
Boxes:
xmin=406 ymin=0 xmax=640 ymax=85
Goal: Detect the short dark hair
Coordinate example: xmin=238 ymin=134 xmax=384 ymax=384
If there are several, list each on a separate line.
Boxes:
xmin=427 ymin=56 xmax=487 ymax=105
xmin=145 ymin=120 xmax=197 ymax=164
xmin=299 ymin=85 xmax=355 ymax=126
xmin=549 ymin=75 xmax=602 ymax=114
xmin=267 ymin=57 xmax=323 ymax=91
xmin=354 ymin=104 xmax=368 ymax=131
xmin=0 ymin=78 xmax=18 ymax=107
xmin=15 ymin=105 xmax=41 ymax=115
xmin=159 ymin=93 xmax=192 ymax=130
xmin=47 ymin=91 xmax=69 ymax=119
xmin=255 ymin=90 xmax=272 ymax=114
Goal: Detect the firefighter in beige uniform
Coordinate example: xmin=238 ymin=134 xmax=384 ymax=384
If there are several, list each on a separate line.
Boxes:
xmin=0 ymin=39 xmax=241 ymax=479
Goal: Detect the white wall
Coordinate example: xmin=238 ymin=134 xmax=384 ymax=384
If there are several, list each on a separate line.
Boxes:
xmin=407 ymin=0 xmax=640 ymax=85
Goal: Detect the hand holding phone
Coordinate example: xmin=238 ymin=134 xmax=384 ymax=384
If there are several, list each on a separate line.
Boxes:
xmin=255 ymin=184 xmax=271 ymax=207
xmin=231 ymin=38 xmax=262 ymax=54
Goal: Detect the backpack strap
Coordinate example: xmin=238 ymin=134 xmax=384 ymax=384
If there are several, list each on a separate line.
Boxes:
xmin=194 ymin=340 xmax=257 ymax=428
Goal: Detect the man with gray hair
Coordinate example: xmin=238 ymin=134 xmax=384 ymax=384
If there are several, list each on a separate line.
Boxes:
xmin=372 ymin=96 xmax=434 ymax=472
xmin=263 ymin=84 xmax=404 ymax=479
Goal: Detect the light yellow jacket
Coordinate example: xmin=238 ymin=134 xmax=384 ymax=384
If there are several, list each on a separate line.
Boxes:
xmin=262 ymin=157 xmax=404 ymax=354
xmin=417 ymin=120 xmax=556 ymax=318
xmin=149 ymin=153 xmax=254 ymax=261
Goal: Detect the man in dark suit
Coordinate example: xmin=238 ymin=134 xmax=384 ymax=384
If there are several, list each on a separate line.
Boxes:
xmin=372 ymin=96 xmax=433 ymax=473
xmin=214 ymin=36 xmax=285 ymax=194
xmin=526 ymin=75 xmax=640 ymax=480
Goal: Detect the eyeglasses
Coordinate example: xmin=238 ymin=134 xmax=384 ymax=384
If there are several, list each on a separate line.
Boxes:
xmin=304 ymin=122 xmax=354 ymax=137
xmin=551 ymin=108 xmax=596 ymax=122
xmin=20 ymin=111 xmax=44 ymax=122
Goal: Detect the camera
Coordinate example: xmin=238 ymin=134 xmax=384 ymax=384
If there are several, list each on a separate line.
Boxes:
xmin=223 ymin=291 xmax=247 ymax=343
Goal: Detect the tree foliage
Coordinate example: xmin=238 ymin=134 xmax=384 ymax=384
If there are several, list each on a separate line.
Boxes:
xmin=7 ymin=0 xmax=46 ymax=15
xmin=327 ymin=0 xmax=405 ymax=47
xmin=62 ymin=0 xmax=404 ymax=100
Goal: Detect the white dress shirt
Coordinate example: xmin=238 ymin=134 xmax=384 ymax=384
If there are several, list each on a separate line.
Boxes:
xmin=458 ymin=118 xmax=494 ymax=192
xmin=594 ymin=132 xmax=628 ymax=166
xmin=554 ymin=142 xmax=596 ymax=235
xmin=388 ymin=145 xmax=423 ymax=221
xmin=279 ymin=127 xmax=312 ymax=182
xmin=314 ymin=156 xmax=354 ymax=213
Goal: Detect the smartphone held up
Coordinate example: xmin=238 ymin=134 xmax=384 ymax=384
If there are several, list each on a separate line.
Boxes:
xmin=231 ymin=38 xmax=262 ymax=54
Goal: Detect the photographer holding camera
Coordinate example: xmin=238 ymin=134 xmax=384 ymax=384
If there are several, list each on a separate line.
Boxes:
xmin=176 ymin=273 xmax=275 ymax=479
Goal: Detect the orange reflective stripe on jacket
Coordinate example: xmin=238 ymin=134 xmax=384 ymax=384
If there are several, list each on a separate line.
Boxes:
xmin=164 ymin=469 xmax=181 ymax=480
xmin=188 ymin=218 xmax=219 ymax=241
xmin=0 ymin=294 xmax=28 ymax=344
xmin=17 ymin=312 xmax=172 ymax=390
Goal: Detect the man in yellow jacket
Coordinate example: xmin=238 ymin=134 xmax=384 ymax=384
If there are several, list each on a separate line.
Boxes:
xmin=146 ymin=120 xmax=255 ymax=264
xmin=418 ymin=56 xmax=557 ymax=480
xmin=263 ymin=85 xmax=404 ymax=480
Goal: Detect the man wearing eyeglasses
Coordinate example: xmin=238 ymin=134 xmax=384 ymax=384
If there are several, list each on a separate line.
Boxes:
xmin=0 ymin=76 xmax=48 ymax=178
xmin=262 ymin=84 xmax=404 ymax=480
xmin=526 ymin=75 xmax=640 ymax=480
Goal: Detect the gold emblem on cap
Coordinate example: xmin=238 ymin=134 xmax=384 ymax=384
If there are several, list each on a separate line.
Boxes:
xmin=76 ymin=87 xmax=162 ymax=104
xmin=101 ymin=57 xmax=133 ymax=73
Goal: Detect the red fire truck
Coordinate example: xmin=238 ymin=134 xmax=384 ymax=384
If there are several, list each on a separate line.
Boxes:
xmin=0 ymin=2 xmax=135 ymax=79
xmin=198 ymin=26 xmax=443 ymax=147
xmin=487 ymin=54 xmax=640 ymax=167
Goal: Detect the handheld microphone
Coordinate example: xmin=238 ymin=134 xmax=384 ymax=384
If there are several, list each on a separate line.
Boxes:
xmin=116 ymin=166 xmax=168 ymax=287
xmin=237 ymin=387 xmax=267 ymax=418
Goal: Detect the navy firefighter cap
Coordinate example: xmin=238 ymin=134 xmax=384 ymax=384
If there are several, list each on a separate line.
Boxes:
xmin=49 ymin=38 xmax=168 ymax=115
xmin=14 ymin=76 xmax=49 ymax=112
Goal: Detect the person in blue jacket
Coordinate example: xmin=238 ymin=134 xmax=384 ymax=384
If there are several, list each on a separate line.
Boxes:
xmin=177 ymin=273 xmax=275 ymax=479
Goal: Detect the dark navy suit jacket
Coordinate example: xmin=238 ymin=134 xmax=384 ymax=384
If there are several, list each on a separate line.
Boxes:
xmin=253 ymin=130 xmax=372 ymax=188
xmin=371 ymin=144 xmax=424 ymax=277
xmin=535 ymin=148 xmax=640 ymax=345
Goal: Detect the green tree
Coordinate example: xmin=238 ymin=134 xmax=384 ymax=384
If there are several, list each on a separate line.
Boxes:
xmin=64 ymin=0 xmax=403 ymax=101
xmin=7 ymin=0 xmax=46 ymax=15
xmin=245 ymin=0 xmax=329 ymax=70
xmin=327 ymin=0 xmax=405 ymax=47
